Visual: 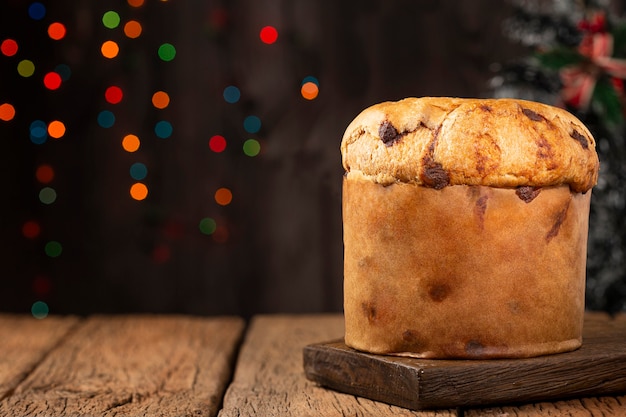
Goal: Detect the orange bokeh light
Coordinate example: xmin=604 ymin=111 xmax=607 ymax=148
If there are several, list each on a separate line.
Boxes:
xmin=301 ymin=82 xmax=319 ymax=100
xmin=48 ymin=22 xmax=67 ymax=40
xmin=124 ymin=20 xmax=142 ymax=38
xmin=122 ymin=134 xmax=140 ymax=152
xmin=152 ymin=91 xmax=170 ymax=109
xmin=214 ymin=188 xmax=233 ymax=206
xmin=48 ymin=120 xmax=66 ymax=138
xmin=130 ymin=182 xmax=148 ymax=200
xmin=0 ymin=103 xmax=16 ymax=121
xmin=101 ymin=40 xmax=119 ymax=58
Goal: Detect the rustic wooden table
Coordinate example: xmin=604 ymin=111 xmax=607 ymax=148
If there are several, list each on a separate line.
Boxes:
xmin=0 ymin=312 xmax=624 ymax=416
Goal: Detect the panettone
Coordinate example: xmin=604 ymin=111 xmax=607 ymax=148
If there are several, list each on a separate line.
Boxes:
xmin=341 ymin=97 xmax=599 ymax=358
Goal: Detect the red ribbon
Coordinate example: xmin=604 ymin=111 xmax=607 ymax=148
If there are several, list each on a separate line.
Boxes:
xmin=560 ymin=30 xmax=626 ymax=110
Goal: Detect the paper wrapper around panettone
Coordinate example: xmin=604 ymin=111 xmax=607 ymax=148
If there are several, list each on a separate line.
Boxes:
xmin=341 ymin=97 xmax=599 ymax=359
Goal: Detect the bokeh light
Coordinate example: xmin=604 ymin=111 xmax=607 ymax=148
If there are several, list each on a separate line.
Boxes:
xmin=260 ymin=26 xmax=278 ymax=44
xmin=128 ymin=0 xmax=145 ymax=7
xmin=17 ymin=60 xmax=35 ymax=77
xmin=105 ymin=86 xmax=123 ymax=104
xmin=30 ymin=120 xmax=48 ymax=144
xmin=124 ymin=20 xmax=142 ymax=38
xmin=158 ymin=43 xmax=176 ymax=61
xmin=31 ymin=301 xmax=49 ymax=319
xmin=22 ymin=220 xmax=41 ymax=239
xmin=0 ymin=103 xmax=16 ymax=121
xmin=301 ymin=82 xmax=319 ymax=100
xmin=102 ymin=11 xmax=121 ymax=29
xmin=155 ymin=120 xmax=173 ymax=138
xmin=48 ymin=22 xmax=66 ymax=40
xmin=39 ymin=187 xmax=57 ymax=204
xmin=45 ymin=241 xmax=62 ymax=257
xmin=243 ymin=139 xmax=261 ymax=157
xmin=152 ymin=244 xmax=171 ymax=264
xmin=122 ymin=134 xmax=140 ymax=152
xmin=97 ymin=110 xmax=115 ymax=128
xmin=36 ymin=164 xmax=55 ymax=183
xmin=223 ymin=86 xmax=240 ymax=103
xmin=212 ymin=225 xmax=229 ymax=243
xmin=48 ymin=120 xmax=65 ymax=139
xmin=243 ymin=115 xmax=261 ymax=133
xmin=1 ymin=39 xmax=18 ymax=57
xmin=43 ymin=72 xmax=62 ymax=90
xmin=28 ymin=2 xmax=46 ymax=20
xmin=130 ymin=182 xmax=149 ymax=200
xmin=199 ymin=217 xmax=217 ymax=235
xmin=130 ymin=162 xmax=147 ymax=180
xmin=55 ymin=64 xmax=71 ymax=81
xmin=32 ymin=276 xmax=52 ymax=296
xmin=209 ymin=135 xmax=227 ymax=152
xmin=152 ymin=91 xmax=170 ymax=109
xmin=101 ymin=40 xmax=119 ymax=58
xmin=215 ymin=188 xmax=233 ymax=206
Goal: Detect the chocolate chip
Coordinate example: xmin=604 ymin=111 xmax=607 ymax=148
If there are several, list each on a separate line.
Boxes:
xmin=516 ymin=186 xmax=541 ymax=203
xmin=570 ymin=129 xmax=589 ymax=149
xmin=378 ymin=120 xmax=400 ymax=146
xmin=428 ymin=283 xmax=451 ymax=302
xmin=546 ymin=199 xmax=570 ymax=242
xmin=421 ymin=159 xmax=450 ymax=189
xmin=480 ymin=104 xmax=493 ymax=112
xmin=522 ymin=108 xmax=544 ymax=122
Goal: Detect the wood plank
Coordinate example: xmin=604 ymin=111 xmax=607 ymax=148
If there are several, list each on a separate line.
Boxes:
xmin=218 ymin=314 xmax=457 ymax=417
xmin=303 ymin=312 xmax=626 ymax=411
xmin=0 ymin=315 xmax=80 ymax=400
xmin=0 ymin=315 xmax=244 ymax=417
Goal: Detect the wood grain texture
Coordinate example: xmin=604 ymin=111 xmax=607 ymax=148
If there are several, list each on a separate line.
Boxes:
xmin=304 ymin=313 xmax=626 ymax=411
xmin=0 ymin=315 xmax=79 ymax=400
xmin=0 ymin=315 xmax=244 ymax=417
xmin=218 ymin=314 xmax=457 ymax=417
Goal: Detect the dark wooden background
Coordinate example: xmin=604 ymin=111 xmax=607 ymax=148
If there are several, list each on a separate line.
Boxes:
xmin=1 ymin=0 xmax=541 ymax=317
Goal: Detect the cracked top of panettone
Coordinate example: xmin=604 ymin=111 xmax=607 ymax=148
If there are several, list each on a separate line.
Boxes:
xmin=340 ymin=97 xmax=599 ymax=193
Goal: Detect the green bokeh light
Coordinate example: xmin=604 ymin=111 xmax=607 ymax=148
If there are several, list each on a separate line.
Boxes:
xmin=102 ymin=11 xmax=121 ymax=29
xmin=199 ymin=218 xmax=217 ymax=235
xmin=243 ymin=139 xmax=261 ymax=157
xmin=45 ymin=241 xmax=63 ymax=258
xmin=158 ymin=43 xmax=176 ymax=61
xmin=31 ymin=301 xmax=49 ymax=319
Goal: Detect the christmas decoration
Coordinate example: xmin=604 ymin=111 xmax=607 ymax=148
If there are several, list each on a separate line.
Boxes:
xmin=492 ymin=0 xmax=626 ymax=313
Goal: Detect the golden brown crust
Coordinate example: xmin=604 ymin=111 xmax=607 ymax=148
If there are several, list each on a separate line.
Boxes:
xmin=343 ymin=177 xmax=589 ymax=358
xmin=341 ymin=97 xmax=599 ymax=193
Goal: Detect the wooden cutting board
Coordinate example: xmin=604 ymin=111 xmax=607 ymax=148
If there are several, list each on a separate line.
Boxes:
xmin=303 ymin=313 xmax=626 ymax=410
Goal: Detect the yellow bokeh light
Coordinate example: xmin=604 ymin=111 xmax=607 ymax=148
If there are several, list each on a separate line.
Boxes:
xmin=122 ymin=134 xmax=140 ymax=152
xmin=152 ymin=91 xmax=170 ymax=109
xmin=48 ymin=120 xmax=66 ymax=139
xmin=124 ymin=20 xmax=142 ymax=38
xmin=215 ymin=188 xmax=233 ymax=206
xmin=101 ymin=40 xmax=119 ymax=58
xmin=130 ymin=182 xmax=148 ymax=200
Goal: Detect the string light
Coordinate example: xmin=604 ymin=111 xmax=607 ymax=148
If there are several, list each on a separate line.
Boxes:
xmin=158 ymin=43 xmax=176 ymax=61
xmin=48 ymin=120 xmax=65 ymax=139
xmin=102 ymin=11 xmax=121 ymax=29
xmin=43 ymin=72 xmax=62 ymax=90
xmin=17 ymin=60 xmax=35 ymax=77
xmin=259 ymin=26 xmax=278 ymax=44
xmin=0 ymin=103 xmax=15 ymax=121
xmin=214 ymin=188 xmax=233 ymax=206
xmin=243 ymin=115 xmax=261 ymax=133
xmin=223 ymin=86 xmax=240 ymax=103
xmin=36 ymin=164 xmax=55 ymax=183
xmin=152 ymin=91 xmax=170 ymax=109
xmin=155 ymin=120 xmax=173 ymax=138
xmin=101 ymin=41 xmax=119 ymax=59
xmin=47 ymin=22 xmax=66 ymax=40
xmin=22 ymin=220 xmax=41 ymax=239
xmin=209 ymin=135 xmax=227 ymax=152
xmin=130 ymin=182 xmax=148 ymax=200
xmin=122 ymin=134 xmax=140 ymax=152
xmin=105 ymin=86 xmax=123 ymax=104
xmin=28 ymin=2 xmax=46 ymax=20
xmin=1 ymin=39 xmax=18 ymax=57
xmin=243 ymin=139 xmax=261 ymax=157
xmin=124 ymin=20 xmax=143 ymax=39
xmin=31 ymin=301 xmax=49 ymax=319
xmin=97 ymin=110 xmax=115 ymax=128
